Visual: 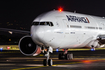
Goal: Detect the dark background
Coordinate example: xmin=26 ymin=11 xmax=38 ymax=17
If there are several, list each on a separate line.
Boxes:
xmin=0 ymin=0 xmax=105 ymax=44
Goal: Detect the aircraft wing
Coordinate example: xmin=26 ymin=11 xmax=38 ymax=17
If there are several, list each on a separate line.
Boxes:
xmin=0 ymin=28 xmax=30 ymax=34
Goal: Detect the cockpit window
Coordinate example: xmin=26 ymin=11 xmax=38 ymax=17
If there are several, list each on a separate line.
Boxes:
xmin=32 ymin=22 xmax=39 ymax=25
xmin=40 ymin=22 xmax=45 ymax=25
xmin=32 ymin=22 xmax=54 ymax=27
xmin=50 ymin=22 xmax=54 ymax=26
xmin=46 ymin=22 xmax=50 ymax=26
xmin=40 ymin=22 xmax=49 ymax=25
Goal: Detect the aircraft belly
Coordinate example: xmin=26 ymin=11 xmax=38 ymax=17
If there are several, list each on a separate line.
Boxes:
xmin=59 ymin=35 xmax=79 ymax=48
xmin=58 ymin=30 xmax=94 ymax=48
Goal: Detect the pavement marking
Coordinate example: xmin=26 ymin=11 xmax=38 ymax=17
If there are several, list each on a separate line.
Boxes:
xmin=0 ymin=64 xmax=16 ymax=66
xmin=11 ymin=66 xmax=46 ymax=70
xmin=11 ymin=61 xmax=82 ymax=70
xmin=52 ymin=58 xmax=105 ymax=67
xmin=1 ymin=45 xmax=105 ymax=51
xmin=39 ymin=54 xmax=44 ymax=56
xmin=0 ymin=52 xmax=20 ymax=54
xmin=52 ymin=62 xmax=82 ymax=66
xmin=7 ymin=58 xmax=105 ymax=70
xmin=26 ymin=57 xmax=103 ymax=62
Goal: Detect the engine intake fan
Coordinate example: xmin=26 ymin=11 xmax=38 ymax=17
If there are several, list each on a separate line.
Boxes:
xmin=19 ymin=35 xmax=41 ymax=56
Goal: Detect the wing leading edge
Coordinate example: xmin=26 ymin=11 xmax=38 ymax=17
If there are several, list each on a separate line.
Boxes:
xmin=0 ymin=28 xmax=30 ymax=34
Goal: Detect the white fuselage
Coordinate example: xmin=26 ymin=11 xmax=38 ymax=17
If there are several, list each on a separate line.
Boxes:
xmin=31 ymin=10 xmax=105 ymax=49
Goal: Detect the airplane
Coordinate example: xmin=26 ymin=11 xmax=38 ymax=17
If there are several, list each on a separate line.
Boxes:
xmin=1 ymin=9 xmax=105 ymax=66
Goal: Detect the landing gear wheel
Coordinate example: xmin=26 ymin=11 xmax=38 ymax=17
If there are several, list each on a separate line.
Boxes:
xmin=66 ymin=54 xmax=70 ymax=60
xmin=70 ymin=53 xmax=73 ymax=60
xmin=65 ymin=53 xmax=73 ymax=60
xmin=48 ymin=59 xmax=53 ymax=66
xmin=58 ymin=53 xmax=73 ymax=60
xmin=43 ymin=59 xmax=47 ymax=66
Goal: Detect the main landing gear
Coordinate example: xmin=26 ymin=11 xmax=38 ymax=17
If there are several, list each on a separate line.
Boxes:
xmin=58 ymin=49 xmax=73 ymax=60
xmin=43 ymin=46 xmax=53 ymax=66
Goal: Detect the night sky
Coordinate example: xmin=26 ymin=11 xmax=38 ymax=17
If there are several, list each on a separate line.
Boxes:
xmin=0 ymin=0 xmax=105 ymax=30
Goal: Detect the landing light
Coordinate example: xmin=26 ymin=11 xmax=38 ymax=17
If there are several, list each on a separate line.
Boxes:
xmin=8 ymin=31 xmax=13 ymax=34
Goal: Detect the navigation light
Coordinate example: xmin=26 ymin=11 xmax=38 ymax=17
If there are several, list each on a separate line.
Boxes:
xmin=58 ymin=7 xmax=63 ymax=12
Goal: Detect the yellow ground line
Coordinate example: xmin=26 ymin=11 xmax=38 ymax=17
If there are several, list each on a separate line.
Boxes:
xmin=10 ymin=58 xmax=105 ymax=70
xmin=0 ymin=52 xmax=19 ymax=53
xmin=11 ymin=66 xmax=46 ymax=70
xmin=52 ymin=62 xmax=82 ymax=66
xmin=11 ymin=61 xmax=82 ymax=70
xmin=55 ymin=48 xmax=105 ymax=51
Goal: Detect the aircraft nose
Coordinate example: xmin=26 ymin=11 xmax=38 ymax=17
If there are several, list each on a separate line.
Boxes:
xmin=31 ymin=26 xmax=44 ymax=42
xmin=35 ymin=28 xmax=44 ymax=39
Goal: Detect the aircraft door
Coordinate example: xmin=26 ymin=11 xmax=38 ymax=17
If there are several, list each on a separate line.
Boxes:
xmin=56 ymin=17 xmax=65 ymax=28
xmin=63 ymin=19 xmax=69 ymax=28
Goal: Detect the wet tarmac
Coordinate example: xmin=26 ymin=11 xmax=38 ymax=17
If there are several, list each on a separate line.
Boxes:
xmin=0 ymin=50 xmax=105 ymax=70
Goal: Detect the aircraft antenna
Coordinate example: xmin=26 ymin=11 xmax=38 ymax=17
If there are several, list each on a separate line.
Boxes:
xmin=74 ymin=10 xmax=76 ymax=13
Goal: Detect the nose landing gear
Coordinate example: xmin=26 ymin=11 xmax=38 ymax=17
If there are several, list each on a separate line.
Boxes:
xmin=43 ymin=46 xmax=53 ymax=66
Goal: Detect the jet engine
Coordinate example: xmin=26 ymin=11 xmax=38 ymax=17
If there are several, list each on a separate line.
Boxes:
xmin=19 ymin=35 xmax=41 ymax=56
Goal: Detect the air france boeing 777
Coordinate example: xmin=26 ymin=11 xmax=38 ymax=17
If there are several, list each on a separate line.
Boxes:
xmin=2 ymin=10 xmax=105 ymax=66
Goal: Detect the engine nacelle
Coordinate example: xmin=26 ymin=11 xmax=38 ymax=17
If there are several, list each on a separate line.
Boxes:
xmin=19 ymin=35 xmax=41 ymax=56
